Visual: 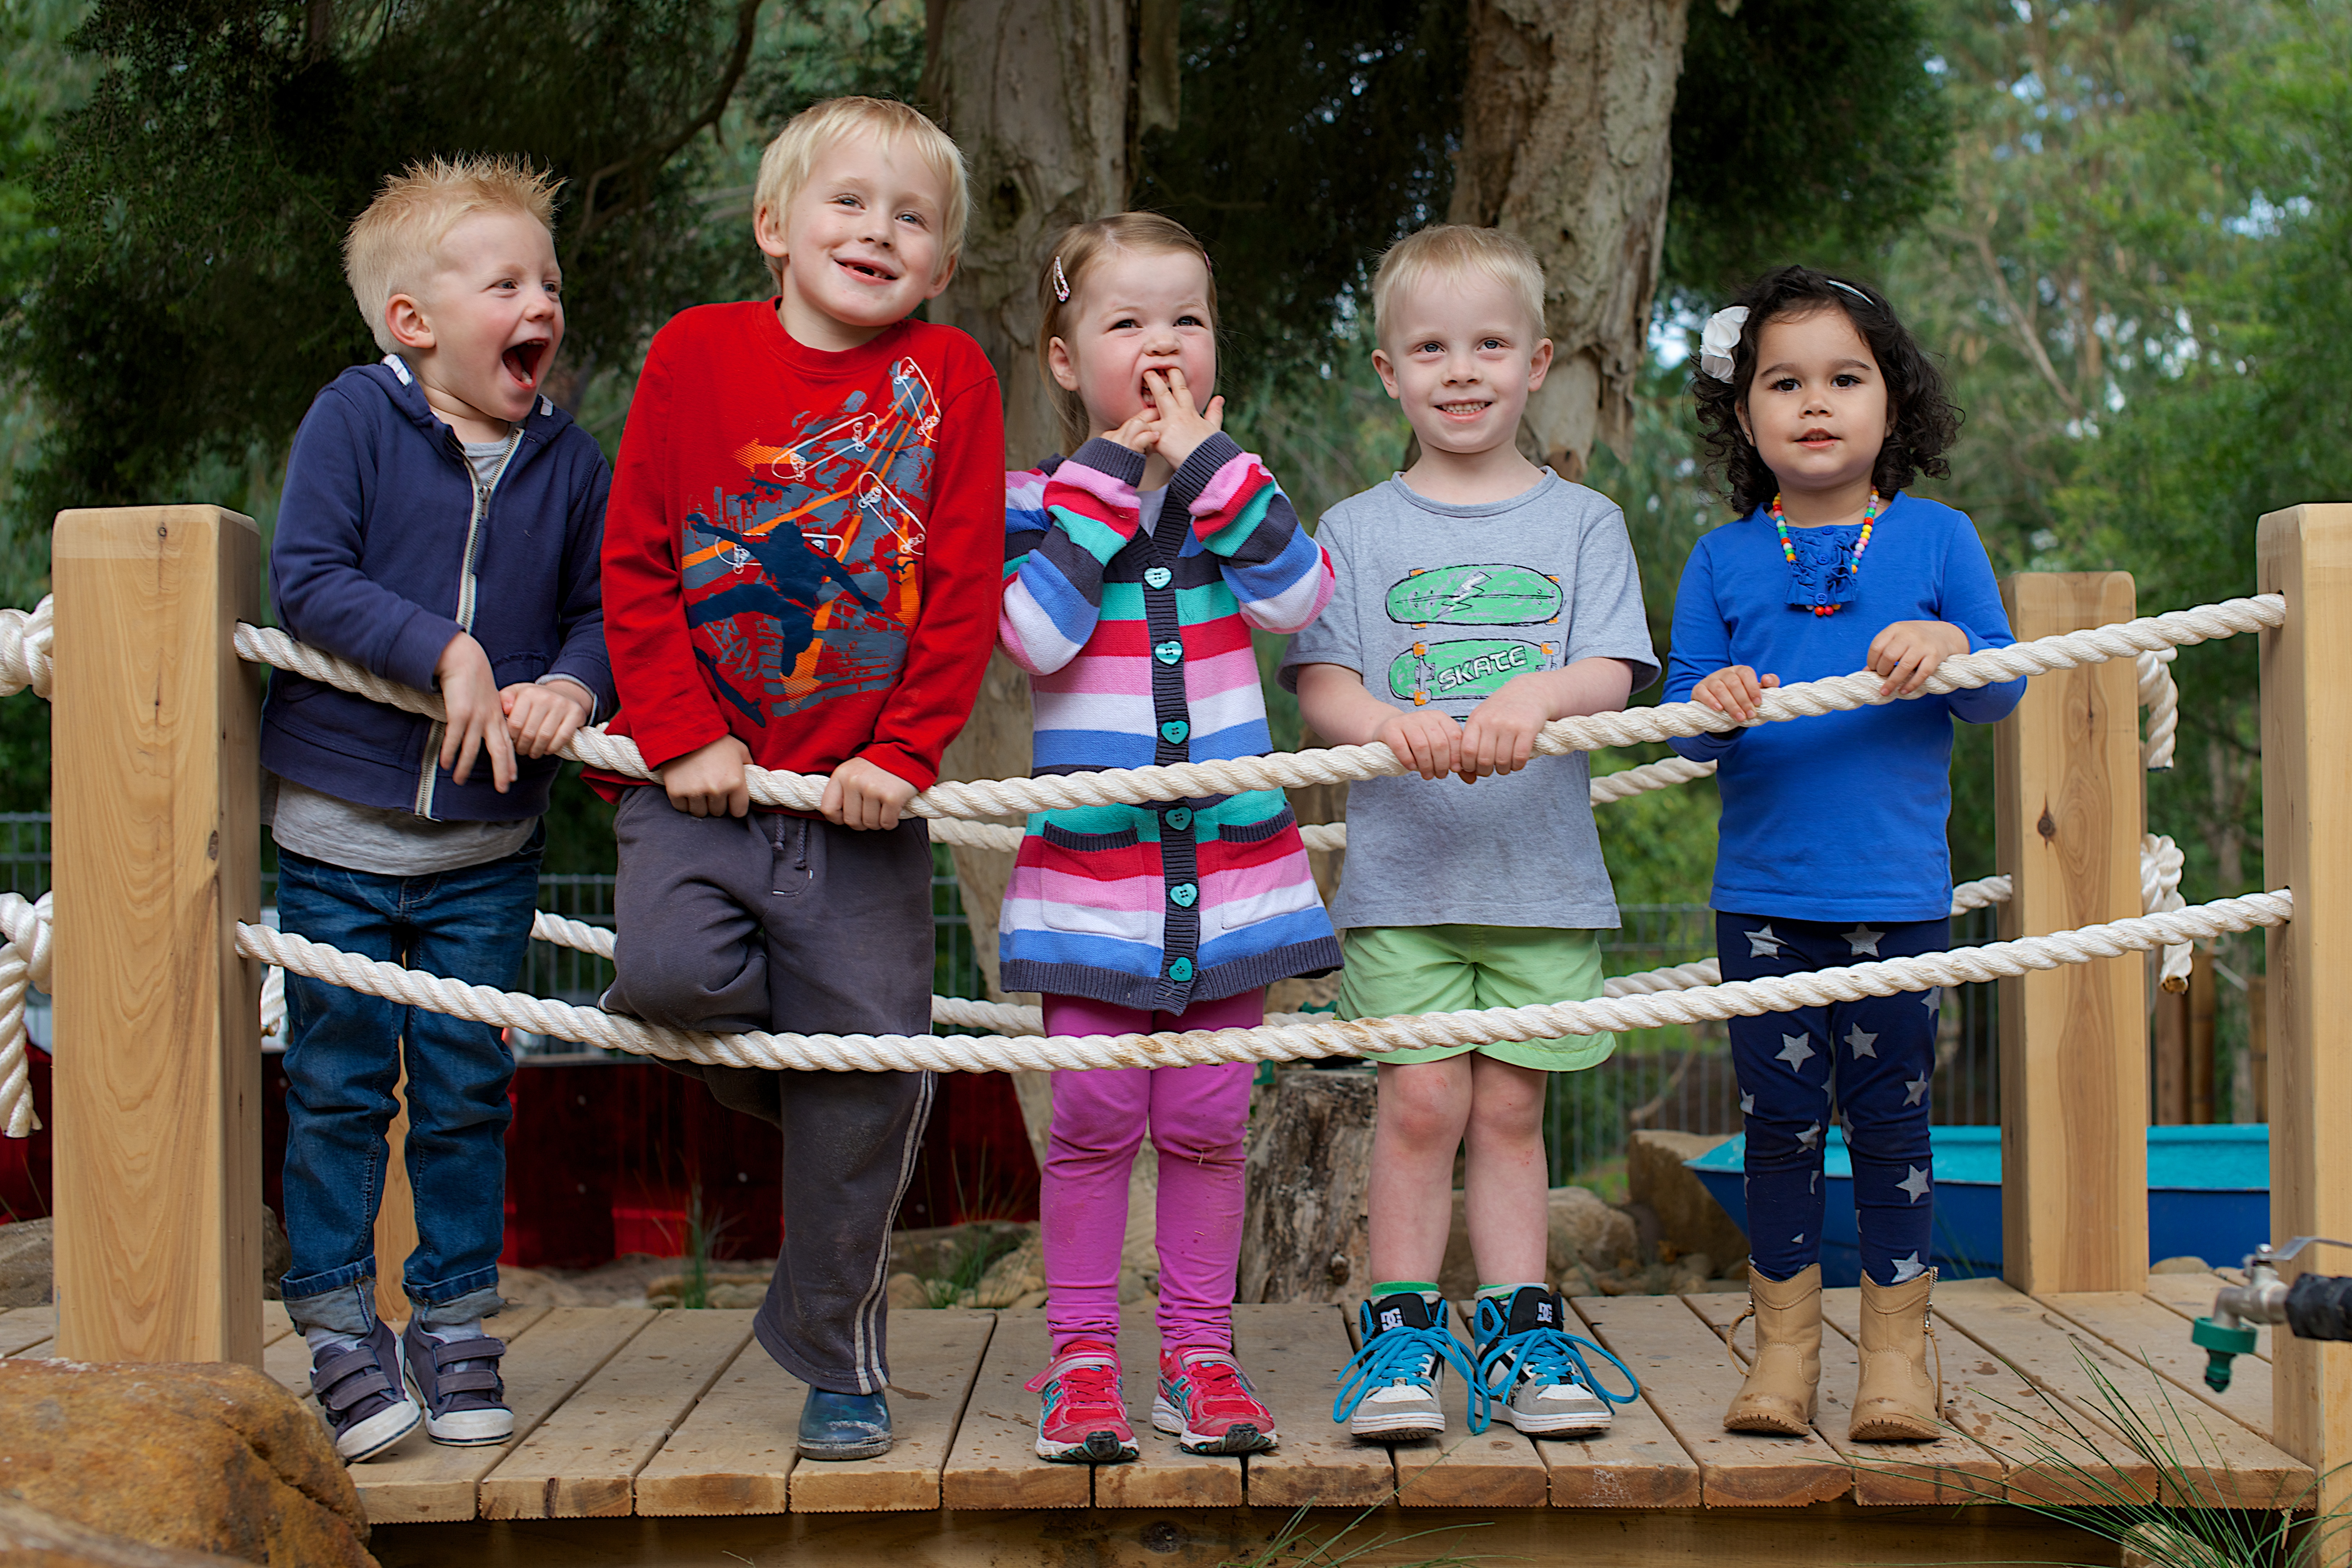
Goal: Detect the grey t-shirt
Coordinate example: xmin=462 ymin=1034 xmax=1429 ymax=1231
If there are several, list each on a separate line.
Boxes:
xmin=264 ymin=433 xmax=537 ymax=877
xmin=1279 ymin=471 xmax=1659 ymax=931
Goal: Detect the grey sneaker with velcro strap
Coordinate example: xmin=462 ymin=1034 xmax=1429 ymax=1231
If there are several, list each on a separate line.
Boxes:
xmin=400 ymin=1317 xmax=514 ymax=1446
xmin=310 ymin=1318 xmax=422 ymax=1462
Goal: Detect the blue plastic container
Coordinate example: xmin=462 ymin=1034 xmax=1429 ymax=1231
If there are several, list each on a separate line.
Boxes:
xmin=1684 ymin=1124 xmax=2270 ymax=1287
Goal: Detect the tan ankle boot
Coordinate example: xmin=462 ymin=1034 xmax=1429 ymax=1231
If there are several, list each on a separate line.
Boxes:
xmin=1723 ymin=1264 xmax=1821 ymax=1435
xmin=1851 ymin=1271 xmax=1941 ymax=1441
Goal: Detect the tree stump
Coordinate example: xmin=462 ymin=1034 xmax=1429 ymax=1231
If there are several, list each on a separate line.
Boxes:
xmin=1239 ymin=1069 xmax=1376 ymax=1304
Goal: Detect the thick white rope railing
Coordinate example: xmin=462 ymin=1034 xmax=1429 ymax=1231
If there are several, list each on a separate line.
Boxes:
xmin=0 ymin=892 xmax=52 ymax=1135
xmin=225 ymin=891 xmax=2290 ymax=1073
xmin=2139 ymin=647 xmax=2179 ymax=772
xmin=227 ymin=595 xmax=2282 ymax=819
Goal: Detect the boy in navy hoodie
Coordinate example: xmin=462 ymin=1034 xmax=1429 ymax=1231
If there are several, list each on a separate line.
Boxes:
xmin=262 ymin=156 xmax=612 ymax=1463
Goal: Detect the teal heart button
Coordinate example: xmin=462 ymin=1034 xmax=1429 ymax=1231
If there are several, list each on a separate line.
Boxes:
xmin=1167 ymin=957 xmax=1195 ymax=982
xmin=1164 ymin=807 xmax=1193 ymax=831
xmin=1144 ymin=566 xmax=1173 ymax=589
xmin=1154 ymin=640 xmax=1183 ymax=665
xmin=1160 ymin=720 xmax=1190 ymax=745
xmin=1169 ymin=881 xmax=1199 ymax=908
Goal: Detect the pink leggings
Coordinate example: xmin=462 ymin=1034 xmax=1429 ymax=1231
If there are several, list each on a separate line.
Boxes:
xmin=1040 ymin=990 xmax=1261 ymax=1357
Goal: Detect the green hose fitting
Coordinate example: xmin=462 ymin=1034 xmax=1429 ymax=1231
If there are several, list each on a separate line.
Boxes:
xmin=2193 ymin=1315 xmax=2257 ymax=1392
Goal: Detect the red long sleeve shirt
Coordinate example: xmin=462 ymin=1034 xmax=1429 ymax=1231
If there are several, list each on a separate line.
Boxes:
xmin=594 ymin=302 xmax=1004 ymax=798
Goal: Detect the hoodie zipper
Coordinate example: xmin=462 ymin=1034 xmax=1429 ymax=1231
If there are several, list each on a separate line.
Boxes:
xmin=416 ymin=433 xmax=521 ymax=818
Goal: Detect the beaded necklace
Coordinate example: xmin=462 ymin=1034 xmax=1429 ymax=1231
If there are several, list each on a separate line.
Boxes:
xmin=1771 ymin=490 xmax=1884 ymax=617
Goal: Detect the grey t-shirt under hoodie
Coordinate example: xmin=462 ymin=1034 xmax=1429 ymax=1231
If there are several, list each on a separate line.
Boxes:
xmin=1278 ymin=471 xmax=1658 ymax=932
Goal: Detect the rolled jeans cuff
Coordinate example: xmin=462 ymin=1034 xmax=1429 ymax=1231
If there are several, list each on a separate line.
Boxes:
xmin=413 ymin=1283 xmax=505 ymax=1327
xmin=282 ymin=1278 xmax=381 ymax=1337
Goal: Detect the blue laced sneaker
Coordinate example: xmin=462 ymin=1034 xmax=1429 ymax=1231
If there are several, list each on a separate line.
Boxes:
xmin=1472 ymin=1286 xmax=1641 ymax=1436
xmin=798 ymin=1388 xmax=893 ymax=1460
xmin=1332 ymin=1291 xmax=1484 ymax=1441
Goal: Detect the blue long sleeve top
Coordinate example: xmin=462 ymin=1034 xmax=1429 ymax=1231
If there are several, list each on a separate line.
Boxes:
xmin=1663 ymin=492 xmax=2025 ymax=923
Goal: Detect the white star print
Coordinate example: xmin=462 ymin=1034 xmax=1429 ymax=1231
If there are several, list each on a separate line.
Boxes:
xmin=1889 ymin=1253 xmax=1928 ymax=1283
xmin=1903 ymin=1073 xmax=1931 ymax=1107
xmin=1897 ymin=1165 xmax=1932 ymax=1203
xmin=1745 ymin=925 xmax=1784 ymax=959
xmin=1777 ymin=1033 xmax=1815 ymax=1070
xmin=1793 ymin=1233 xmax=1806 ymax=1245
xmin=1810 ymin=1170 xmax=1820 ymax=1194
xmin=1740 ymin=1090 xmax=1756 ymax=1114
xmin=1844 ymin=925 xmax=1884 ymax=957
xmin=1921 ymin=987 xmax=1941 ymax=1012
xmin=1846 ymin=1024 xmax=1879 ymax=1059
xmin=1797 ymin=1121 xmax=1822 ymax=1150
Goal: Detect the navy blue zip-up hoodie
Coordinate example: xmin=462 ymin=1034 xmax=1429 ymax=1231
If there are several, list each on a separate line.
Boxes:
xmin=261 ymin=356 xmax=614 ymax=822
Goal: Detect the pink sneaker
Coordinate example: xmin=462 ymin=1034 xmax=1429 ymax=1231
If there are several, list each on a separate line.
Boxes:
xmin=1152 ymin=1345 xmax=1278 ymax=1454
xmin=1024 ymin=1341 xmax=1138 ymax=1464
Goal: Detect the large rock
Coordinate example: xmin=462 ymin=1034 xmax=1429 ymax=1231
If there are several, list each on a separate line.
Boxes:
xmin=1435 ymin=1186 xmax=1640 ymax=1298
xmin=0 ymin=1497 xmax=236 ymax=1566
xmin=0 ymin=1359 xmax=375 ymax=1568
xmin=1627 ymin=1129 xmax=1749 ymax=1267
xmin=0 ymin=1216 xmax=50 ymax=1307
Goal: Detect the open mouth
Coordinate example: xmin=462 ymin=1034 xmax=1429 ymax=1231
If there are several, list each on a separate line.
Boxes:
xmin=1797 ymin=427 xmax=1838 ymax=447
xmin=1438 ymin=399 xmax=1492 ymax=418
xmin=836 ymin=256 xmax=899 ymax=284
xmin=502 ymin=340 xmax=549 ymax=387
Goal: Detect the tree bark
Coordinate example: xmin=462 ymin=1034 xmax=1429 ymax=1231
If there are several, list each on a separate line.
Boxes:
xmin=1238 ymin=1070 xmax=1377 ymax=1305
xmin=1449 ymin=0 xmax=1691 ymax=479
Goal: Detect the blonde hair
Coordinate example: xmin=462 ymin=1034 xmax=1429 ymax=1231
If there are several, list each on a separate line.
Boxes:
xmin=1370 ymin=224 xmax=1548 ymax=347
xmin=344 ymin=155 xmax=563 ymax=355
xmin=1034 ymin=213 xmax=1218 ymax=455
xmin=754 ymin=97 xmax=970 ymax=286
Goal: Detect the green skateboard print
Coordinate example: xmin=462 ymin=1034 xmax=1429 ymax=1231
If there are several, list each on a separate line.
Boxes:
xmin=1387 ymin=637 xmax=1560 ymax=705
xmin=1385 ymin=563 xmax=1563 ymax=627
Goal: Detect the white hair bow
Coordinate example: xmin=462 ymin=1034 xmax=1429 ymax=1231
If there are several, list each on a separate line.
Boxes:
xmin=1698 ymin=306 xmax=1749 ymax=382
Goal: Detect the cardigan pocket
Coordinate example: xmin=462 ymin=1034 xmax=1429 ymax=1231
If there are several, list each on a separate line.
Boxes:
xmin=1202 ymin=806 xmax=1321 ymax=935
xmin=1035 ymin=822 xmax=1157 ymax=942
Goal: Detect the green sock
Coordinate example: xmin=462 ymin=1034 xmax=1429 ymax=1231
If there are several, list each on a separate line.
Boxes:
xmin=1478 ymin=1282 xmax=1545 ymax=1300
xmin=1371 ymin=1280 xmax=1440 ymax=1297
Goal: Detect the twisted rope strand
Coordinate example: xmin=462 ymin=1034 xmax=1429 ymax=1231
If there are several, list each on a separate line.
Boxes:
xmin=0 ymin=893 xmax=52 ymax=1136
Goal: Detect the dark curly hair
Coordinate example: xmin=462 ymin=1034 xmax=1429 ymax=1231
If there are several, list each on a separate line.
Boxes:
xmin=1693 ymin=266 xmax=1960 ymax=516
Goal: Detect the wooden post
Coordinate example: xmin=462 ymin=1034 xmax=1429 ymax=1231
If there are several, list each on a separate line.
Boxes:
xmin=373 ymin=1065 xmax=417 ymax=1327
xmin=2256 ymin=502 xmax=2352 ymax=1527
xmin=51 ymin=506 xmax=263 ymax=1366
xmin=1993 ymin=572 xmax=2147 ymax=1295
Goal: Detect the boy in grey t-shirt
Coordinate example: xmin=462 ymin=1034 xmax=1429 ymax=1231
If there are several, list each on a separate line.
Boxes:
xmin=1282 ymin=227 xmax=1655 ymax=1445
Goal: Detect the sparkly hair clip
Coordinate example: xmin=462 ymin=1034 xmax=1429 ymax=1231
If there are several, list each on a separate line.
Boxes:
xmin=1051 ymin=257 xmax=1070 ymax=303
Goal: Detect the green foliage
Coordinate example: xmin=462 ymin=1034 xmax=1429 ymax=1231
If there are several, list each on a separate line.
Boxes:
xmin=1663 ymin=0 xmax=1952 ymax=301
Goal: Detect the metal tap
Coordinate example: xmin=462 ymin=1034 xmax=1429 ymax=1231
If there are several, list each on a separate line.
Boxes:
xmin=2195 ymin=1237 xmax=2352 ymax=1392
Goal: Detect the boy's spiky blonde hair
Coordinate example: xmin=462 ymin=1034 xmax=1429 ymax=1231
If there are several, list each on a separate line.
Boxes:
xmin=1371 ymin=224 xmax=1549 ymax=347
xmin=344 ymin=155 xmax=563 ymax=355
xmin=753 ymin=97 xmax=970 ymax=287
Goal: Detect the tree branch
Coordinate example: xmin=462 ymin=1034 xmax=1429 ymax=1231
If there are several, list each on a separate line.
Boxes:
xmin=1950 ymin=220 xmax=2084 ymax=420
xmin=577 ymin=0 xmax=767 ymax=243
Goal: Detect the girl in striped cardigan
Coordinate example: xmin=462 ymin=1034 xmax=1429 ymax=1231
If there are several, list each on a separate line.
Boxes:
xmin=998 ymin=214 xmax=1341 ymax=1465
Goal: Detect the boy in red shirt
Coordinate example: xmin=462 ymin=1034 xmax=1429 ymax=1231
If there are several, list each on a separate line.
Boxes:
xmin=595 ymin=96 xmax=1002 ymax=1460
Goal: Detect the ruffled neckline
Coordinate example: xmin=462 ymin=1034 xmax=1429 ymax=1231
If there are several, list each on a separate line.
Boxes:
xmin=1779 ymin=520 xmax=1865 ymax=613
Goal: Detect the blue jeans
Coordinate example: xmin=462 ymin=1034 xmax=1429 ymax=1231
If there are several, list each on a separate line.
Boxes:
xmin=276 ymin=829 xmax=542 ymax=1333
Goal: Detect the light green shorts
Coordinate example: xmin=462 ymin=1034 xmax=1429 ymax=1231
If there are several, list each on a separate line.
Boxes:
xmin=1336 ymin=924 xmax=1615 ymax=1070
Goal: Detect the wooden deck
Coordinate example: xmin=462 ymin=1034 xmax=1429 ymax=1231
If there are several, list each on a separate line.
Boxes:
xmin=0 ymin=1271 xmax=2298 ymax=1565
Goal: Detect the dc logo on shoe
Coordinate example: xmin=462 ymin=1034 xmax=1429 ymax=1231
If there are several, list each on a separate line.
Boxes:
xmin=1536 ymin=1301 xmax=1555 ymax=1324
xmin=1380 ymin=1308 xmax=1405 ymax=1332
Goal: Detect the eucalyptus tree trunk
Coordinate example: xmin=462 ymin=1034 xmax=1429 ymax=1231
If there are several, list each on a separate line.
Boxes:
xmin=1449 ymin=0 xmax=1691 ymax=479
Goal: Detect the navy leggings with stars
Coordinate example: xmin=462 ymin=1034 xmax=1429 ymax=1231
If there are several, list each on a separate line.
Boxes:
xmin=1718 ymin=911 xmax=1944 ymax=1288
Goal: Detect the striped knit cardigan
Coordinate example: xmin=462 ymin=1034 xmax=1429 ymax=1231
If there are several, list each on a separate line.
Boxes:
xmin=997 ymin=434 xmax=1343 ymax=1013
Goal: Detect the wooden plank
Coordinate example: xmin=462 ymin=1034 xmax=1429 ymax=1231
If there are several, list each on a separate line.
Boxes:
xmin=374 ymin=1065 xmax=417 ymax=1328
xmin=1542 ymin=1296 xmax=1703 ymax=1508
xmin=1377 ymin=1305 xmax=1545 ymax=1508
xmin=1091 ymin=1319 xmax=1244 ymax=1507
xmin=1933 ymin=1278 xmax=2311 ymax=1508
xmin=263 ymin=1318 xmax=317 ymax=1394
xmin=350 ymin=1305 xmax=596 ymax=1526
xmin=1685 ymin=1289 xmax=2001 ymax=1506
xmin=790 ymin=1308 xmax=995 ymax=1514
xmin=2141 ymin=1272 xmax=2273 ymax=1361
xmin=260 ymin=1301 xmax=295 ymax=1345
xmin=0 ymin=1307 xmax=56 ymax=1357
xmin=1573 ymin=1293 xmax=1849 ymax=1507
xmin=1994 ymin=571 xmax=2148 ymax=1296
xmin=1228 ymin=1301 xmax=1395 ymax=1510
xmin=2257 ymin=500 xmax=2352 ymax=1532
xmin=476 ymin=1308 xmax=752 ymax=1519
xmin=2041 ymin=1289 xmax=2278 ymax=1441
xmin=635 ymin=1329 xmax=804 ymax=1517
xmin=940 ymin=1306 xmax=1092 ymax=1510
xmin=52 ymin=505 xmax=264 ymax=1367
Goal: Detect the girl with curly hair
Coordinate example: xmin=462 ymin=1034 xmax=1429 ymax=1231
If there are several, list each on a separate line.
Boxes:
xmin=1663 ymin=267 xmax=2025 ymax=1443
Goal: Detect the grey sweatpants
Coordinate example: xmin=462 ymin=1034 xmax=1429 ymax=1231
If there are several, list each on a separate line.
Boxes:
xmin=602 ymin=786 xmax=936 ymax=1395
